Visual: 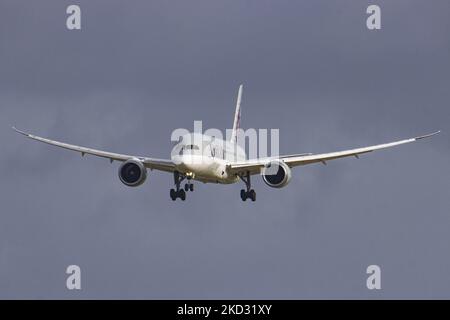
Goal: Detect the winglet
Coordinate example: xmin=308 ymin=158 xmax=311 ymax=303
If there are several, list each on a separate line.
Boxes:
xmin=415 ymin=130 xmax=441 ymax=140
xmin=12 ymin=126 xmax=30 ymax=137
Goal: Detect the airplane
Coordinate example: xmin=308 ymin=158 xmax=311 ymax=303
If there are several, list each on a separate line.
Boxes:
xmin=13 ymin=85 xmax=440 ymax=201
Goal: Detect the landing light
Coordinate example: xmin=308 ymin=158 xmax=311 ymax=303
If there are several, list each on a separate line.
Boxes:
xmin=186 ymin=172 xmax=195 ymax=179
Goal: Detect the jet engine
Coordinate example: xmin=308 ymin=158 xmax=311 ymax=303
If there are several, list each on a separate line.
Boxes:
xmin=118 ymin=159 xmax=147 ymax=187
xmin=262 ymin=160 xmax=292 ymax=188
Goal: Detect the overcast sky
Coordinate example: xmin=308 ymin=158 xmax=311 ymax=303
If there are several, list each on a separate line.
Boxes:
xmin=1 ymin=0 xmax=449 ymax=299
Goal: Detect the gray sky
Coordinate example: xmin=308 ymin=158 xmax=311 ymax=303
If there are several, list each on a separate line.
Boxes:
xmin=1 ymin=0 xmax=449 ymax=299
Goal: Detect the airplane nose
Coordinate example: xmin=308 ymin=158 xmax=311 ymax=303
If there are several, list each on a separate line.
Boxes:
xmin=178 ymin=155 xmax=196 ymax=171
xmin=177 ymin=154 xmax=208 ymax=173
xmin=180 ymin=155 xmax=191 ymax=165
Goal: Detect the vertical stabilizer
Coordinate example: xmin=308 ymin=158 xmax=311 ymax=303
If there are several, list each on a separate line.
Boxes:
xmin=230 ymin=84 xmax=243 ymax=143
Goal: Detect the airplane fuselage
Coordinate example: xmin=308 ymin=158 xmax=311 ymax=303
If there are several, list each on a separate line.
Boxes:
xmin=171 ymin=133 xmax=245 ymax=184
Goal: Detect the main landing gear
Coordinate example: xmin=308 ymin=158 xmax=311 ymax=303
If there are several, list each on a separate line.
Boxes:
xmin=239 ymin=171 xmax=256 ymax=201
xmin=170 ymin=171 xmax=194 ymax=201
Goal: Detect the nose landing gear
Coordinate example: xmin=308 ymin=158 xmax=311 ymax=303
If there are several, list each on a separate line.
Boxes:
xmin=239 ymin=171 xmax=256 ymax=201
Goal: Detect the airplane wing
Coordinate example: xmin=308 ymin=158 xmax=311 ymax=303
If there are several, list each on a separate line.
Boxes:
xmin=227 ymin=131 xmax=440 ymax=175
xmin=12 ymin=127 xmax=176 ymax=173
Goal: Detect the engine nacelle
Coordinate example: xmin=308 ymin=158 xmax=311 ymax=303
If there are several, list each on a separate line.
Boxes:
xmin=118 ymin=159 xmax=147 ymax=187
xmin=262 ymin=160 xmax=292 ymax=188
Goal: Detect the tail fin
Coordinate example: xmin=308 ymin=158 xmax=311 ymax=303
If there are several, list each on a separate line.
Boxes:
xmin=230 ymin=84 xmax=243 ymax=143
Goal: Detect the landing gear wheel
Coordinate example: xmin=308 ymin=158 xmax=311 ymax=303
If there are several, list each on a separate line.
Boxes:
xmin=170 ymin=189 xmax=176 ymax=201
xmin=249 ymin=189 xmax=256 ymax=201
xmin=170 ymin=171 xmax=187 ymax=201
xmin=239 ymin=171 xmax=255 ymax=202
xmin=240 ymin=189 xmax=246 ymax=201
xmin=189 ymin=184 xmax=194 ymax=192
xmin=179 ymin=189 xmax=186 ymax=201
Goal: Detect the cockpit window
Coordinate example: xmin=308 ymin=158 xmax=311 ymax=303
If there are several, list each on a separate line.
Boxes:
xmin=179 ymin=144 xmax=200 ymax=155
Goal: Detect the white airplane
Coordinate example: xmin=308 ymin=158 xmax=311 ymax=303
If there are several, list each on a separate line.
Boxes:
xmin=13 ymin=85 xmax=439 ymax=201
